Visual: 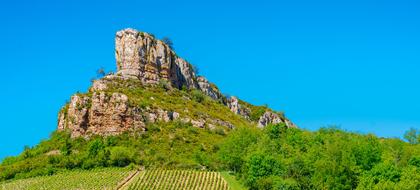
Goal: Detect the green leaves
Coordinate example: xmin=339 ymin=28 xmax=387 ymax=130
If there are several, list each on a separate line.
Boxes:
xmin=218 ymin=127 xmax=261 ymax=173
xmin=110 ymin=146 xmax=135 ymax=167
xmin=404 ymin=128 xmax=420 ymax=145
xmin=219 ymin=124 xmax=420 ymax=190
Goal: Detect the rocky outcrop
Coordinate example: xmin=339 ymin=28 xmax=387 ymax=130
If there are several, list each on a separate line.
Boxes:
xmin=197 ymin=77 xmax=222 ymax=100
xmin=58 ymin=92 xmax=145 ymax=137
xmin=227 ymin=96 xmax=250 ymax=119
xmin=58 ymin=28 xmax=297 ymax=137
xmin=115 ymin=29 xmax=193 ymax=87
xmin=58 ymin=92 xmax=235 ymax=137
xmin=58 ymin=95 xmax=90 ymax=137
xmin=114 ymin=28 xmax=223 ymax=101
xmin=257 ymin=111 xmax=297 ymax=129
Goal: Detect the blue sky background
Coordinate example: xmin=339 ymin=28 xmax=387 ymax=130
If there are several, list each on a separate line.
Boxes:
xmin=1 ymin=0 xmax=420 ymax=160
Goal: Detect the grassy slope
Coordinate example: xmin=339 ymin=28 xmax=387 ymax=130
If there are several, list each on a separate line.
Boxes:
xmin=105 ymin=78 xmax=252 ymax=128
xmin=0 ymin=79 xmax=260 ymax=189
xmin=220 ymin=172 xmax=248 ymax=190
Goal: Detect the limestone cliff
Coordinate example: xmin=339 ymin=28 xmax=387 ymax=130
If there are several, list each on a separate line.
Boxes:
xmin=114 ymin=28 xmax=221 ymax=99
xmin=58 ymin=28 xmax=297 ymax=137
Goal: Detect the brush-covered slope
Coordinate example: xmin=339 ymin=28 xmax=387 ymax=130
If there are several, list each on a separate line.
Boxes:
xmin=0 ymin=28 xmax=296 ymax=182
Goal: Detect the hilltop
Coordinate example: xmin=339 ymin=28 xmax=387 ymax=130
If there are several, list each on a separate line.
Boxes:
xmin=58 ymin=28 xmax=296 ymax=138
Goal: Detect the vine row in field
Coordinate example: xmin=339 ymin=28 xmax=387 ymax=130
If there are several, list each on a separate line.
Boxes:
xmin=126 ymin=170 xmax=230 ymax=190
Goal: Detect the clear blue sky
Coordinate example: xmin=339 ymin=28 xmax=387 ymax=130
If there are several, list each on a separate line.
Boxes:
xmin=1 ymin=0 xmax=420 ymax=160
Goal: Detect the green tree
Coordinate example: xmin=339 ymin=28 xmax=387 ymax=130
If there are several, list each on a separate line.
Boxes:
xmin=244 ymin=153 xmax=283 ymax=189
xmin=87 ymin=139 xmax=105 ymax=157
xmin=404 ymin=128 xmax=419 ymax=145
xmin=60 ymin=139 xmax=72 ymax=156
xmin=219 ymin=127 xmax=260 ymax=172
xmin=264 ymin=123 xmax=286 ymax=140
xmin=357 ymin=163 xmax=401 ymax=190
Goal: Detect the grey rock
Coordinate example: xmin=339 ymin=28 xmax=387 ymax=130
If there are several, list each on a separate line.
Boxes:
xmin=257 ymin=111 xmax=298 ymax=129
xmin=227 ymin=96 xmax=250 ymax=119
xmin=197 ymin=76 xmax=222 ymax=100
xmin=191 ymin=119 xmax=206 ymax=128
xmin=115 ymin=28 xmax=197 ymax=89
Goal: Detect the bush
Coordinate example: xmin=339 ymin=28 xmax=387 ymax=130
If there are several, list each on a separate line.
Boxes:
xmin=87 ymin=139 xmax=105 ymax=158
xmin=191 ymin=90 xmax=205 ymax=103
xmin=158 ymin=79 xmax=171 ymax=90
xmin=110 ymin=147 xmax=134 ymax=167
xmin=264 ymin=123 xmax=286 ymax=139
xmin=214 ymin=128 xmax=226 ymax=136
xmin=161 ymin=37 xmax=173 ymax=49
xmin=250 ymin=106 xmax=267 ymax=121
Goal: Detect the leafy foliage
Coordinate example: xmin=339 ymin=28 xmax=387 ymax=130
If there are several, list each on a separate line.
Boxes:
xmin=404 ymin=128 xmax=420 ymax=145
xmin=218 ymin=124 xmax=420 ymax=190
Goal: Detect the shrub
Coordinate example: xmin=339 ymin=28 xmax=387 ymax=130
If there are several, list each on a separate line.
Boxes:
xmin=110 ymin=146 xmax=134 ymax=167
xmin=191 ymin=90 xmax=205 ymax=103
xmin=158 ymin=79 xmax=171 ymax=90
xmin=96 ymin=67 xmax=106 ymax=78
xmin=87 ymin=139 xmax=105 ymax=158
xmin=250 ymin=106 xmax=267 ymax=121
xmin=161 ymin=37 xmax=173 ymax=49
xmin=214 ymin=128 xmax=226 ymax=136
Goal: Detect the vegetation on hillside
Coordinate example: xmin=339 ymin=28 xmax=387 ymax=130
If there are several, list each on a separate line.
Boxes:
xmin=1 ymin=80 xmax=419 ymax=189
xmin=0 ymin=121 xmax=226 ymax=181
xmin=218 ymin=124 xmax=420 ymax=190
xmin=104 ymin=78 xmax=252 ymax=128
xmin=1 ymin=121 xmax=419 ymax=189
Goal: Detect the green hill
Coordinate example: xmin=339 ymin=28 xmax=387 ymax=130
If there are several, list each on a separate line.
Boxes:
xmin=1 ymin=28 xmax=420 ymax=190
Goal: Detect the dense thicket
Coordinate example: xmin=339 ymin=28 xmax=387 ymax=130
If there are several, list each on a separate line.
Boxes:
xmin=219 ymin=124 xmax=420 ymax=190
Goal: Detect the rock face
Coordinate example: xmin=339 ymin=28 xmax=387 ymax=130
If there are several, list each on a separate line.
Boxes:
xmin=227 ymin=96 xmax=250 ymax=119
xmin=58 ymin=93 xmax=145 ymax=137
xmin=197 ymin=77 xmax=222 ymax=100
xmin=58 ymin=95 xmax=90 ymax=137
xmin=257 ymin=111 xmax=297 ymax=129
xmin=115 ymin=28 xmax=219 ymax=97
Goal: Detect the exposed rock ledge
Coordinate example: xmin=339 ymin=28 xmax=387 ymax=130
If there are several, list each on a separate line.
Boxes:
xmin=257 ymin=111 xmax=298 ymax=129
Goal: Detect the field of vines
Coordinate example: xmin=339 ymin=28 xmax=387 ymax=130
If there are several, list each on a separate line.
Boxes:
xmin=0 ymin=168 xmax=131 ymax=190
xmin=125 ymin=170 xmax=230 ymax=190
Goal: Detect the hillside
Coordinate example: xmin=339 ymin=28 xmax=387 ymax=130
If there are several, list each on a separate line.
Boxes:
xmin=57 ymin=28 xmax=296 ymax=138
xmin=1 ymin=28 xmax=419 ymax=190
xmin=0 ymin=28 xmax=296 ymax=183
